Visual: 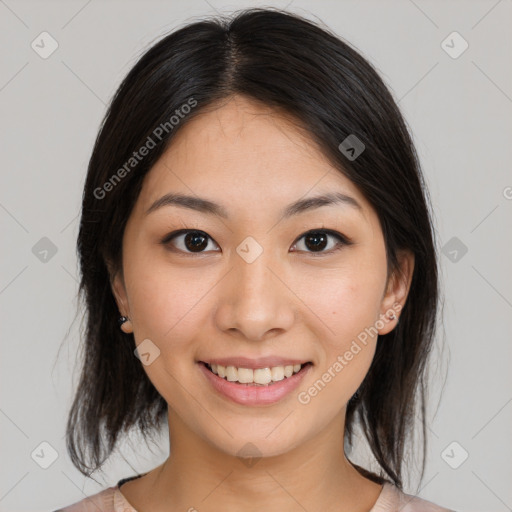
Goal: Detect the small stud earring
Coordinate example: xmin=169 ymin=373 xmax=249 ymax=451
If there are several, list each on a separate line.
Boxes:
xmin=118 ymin=315 xmax=133 ymax=333
xmin=118 ymin=316 xmax=129 ymax=327
xmin=388 ymin=312 xmax=396 ymax=321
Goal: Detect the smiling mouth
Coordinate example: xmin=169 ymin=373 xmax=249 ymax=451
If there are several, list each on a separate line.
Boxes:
xmin=200 ymin=361 xmax=313 ymax=386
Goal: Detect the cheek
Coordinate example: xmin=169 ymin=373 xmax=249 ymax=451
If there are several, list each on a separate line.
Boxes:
xmin=297 ymin=252 xmax=386 ymax=394
xmin=123 ymin=264 xmax=212 ymax=400
xmin=124 ymin=251 xmax=218 ymax=348
xmin=303 ymin=264 xmax=385 ymax=343
xmin=298 ymin=274 xmax=380 ymax=412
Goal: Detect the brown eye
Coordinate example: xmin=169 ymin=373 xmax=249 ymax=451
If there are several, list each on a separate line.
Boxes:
xmin=291 ymin=229 xmax=351 ymax=255
xmin=305 ymin=232 xmax=329 ymax=251
xmin=161 ymin=230 xmax=219 ymax=253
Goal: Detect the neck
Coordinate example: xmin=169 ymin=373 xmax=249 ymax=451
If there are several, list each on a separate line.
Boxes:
xmin=130 ymin=409 xmax=383 ymax=512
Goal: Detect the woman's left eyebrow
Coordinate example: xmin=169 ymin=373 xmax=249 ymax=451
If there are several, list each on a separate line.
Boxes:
xmin=145 ymin=191 xmax=362 ymax=220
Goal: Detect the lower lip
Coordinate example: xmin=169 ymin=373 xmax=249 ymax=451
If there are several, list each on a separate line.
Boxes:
xmin=198 ymin=362 xmax=313 ymax=406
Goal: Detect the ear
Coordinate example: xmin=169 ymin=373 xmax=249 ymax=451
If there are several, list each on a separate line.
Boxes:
xmin=106 ymin=259 xmax=130 ymax=317
xmin=377 ymin=249 xmax=415 ymax=335
xmin=111 ymin=272 xmax=129 ymax=315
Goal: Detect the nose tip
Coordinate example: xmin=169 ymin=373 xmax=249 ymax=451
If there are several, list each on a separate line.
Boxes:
xmin=214 ymin=259 xmax=296 ymax=342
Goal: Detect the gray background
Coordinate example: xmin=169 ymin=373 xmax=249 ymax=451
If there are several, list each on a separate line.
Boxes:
xmin=1 ymin=0 xmax=511 ymax=511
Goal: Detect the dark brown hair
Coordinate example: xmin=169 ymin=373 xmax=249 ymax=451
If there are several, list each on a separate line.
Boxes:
xmin=66 ymin=7 xmax=443 ymax=491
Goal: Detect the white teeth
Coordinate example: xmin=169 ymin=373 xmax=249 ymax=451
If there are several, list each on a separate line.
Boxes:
xmin=207 ymin=362 xmax=306 ymax=384
xmin=271 ymin=366 xmax=285 ymax=382
xmin=237 ymin=367 xmax=254 ymax=384
xmin=254 ymin=368 xmax=272 ymax=384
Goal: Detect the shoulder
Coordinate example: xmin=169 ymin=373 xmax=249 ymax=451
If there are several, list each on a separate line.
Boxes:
xmin=371 ymin=482 xmax=456 ymax=512
xmin=52 ymin=474 xmax=144 ymax=512
xmin=52 ymin=486 xmax=129 ymax=512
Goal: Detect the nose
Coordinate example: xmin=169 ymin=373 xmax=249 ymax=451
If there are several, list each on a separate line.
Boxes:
xmin=214 ymin=251 xmax=296 ymax=342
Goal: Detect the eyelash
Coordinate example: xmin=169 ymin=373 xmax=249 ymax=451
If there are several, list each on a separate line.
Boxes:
xmin=160 ymin=228 xmax=353 ymax=257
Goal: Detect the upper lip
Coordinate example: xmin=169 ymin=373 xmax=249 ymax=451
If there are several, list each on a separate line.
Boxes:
xmin=199 ymin=356 xmax=312 ymax=370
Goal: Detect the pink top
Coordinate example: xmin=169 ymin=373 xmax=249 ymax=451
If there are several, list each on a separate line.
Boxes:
xmin=54 ymin=476 xmax=455 ymax=512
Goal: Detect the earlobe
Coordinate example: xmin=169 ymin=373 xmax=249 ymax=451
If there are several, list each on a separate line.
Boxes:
xmin=378 ymin=250 xmax=415 ymax=335
xmin=109 ymin=266 xmax=134 ymax=334
xmin=118 ymin=315 xmax=133 ymax=333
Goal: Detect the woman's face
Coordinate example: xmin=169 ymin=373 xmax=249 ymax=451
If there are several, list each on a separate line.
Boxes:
xmin=111 ymin=94 xmax=413 ymax=459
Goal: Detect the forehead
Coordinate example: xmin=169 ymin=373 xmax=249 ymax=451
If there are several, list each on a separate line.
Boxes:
xmin=137 ymin=95 xmax=372 ymax=219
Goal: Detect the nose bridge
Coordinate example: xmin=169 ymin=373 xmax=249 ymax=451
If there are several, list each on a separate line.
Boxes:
xmin=233 ymin=244 xmax=278 ymax=305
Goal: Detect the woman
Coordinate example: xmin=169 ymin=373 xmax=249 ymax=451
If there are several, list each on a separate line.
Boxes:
xmin=54 ymin=8 xmax=455 ymax=512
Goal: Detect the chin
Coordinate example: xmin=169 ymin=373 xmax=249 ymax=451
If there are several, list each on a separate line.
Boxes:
xmin=204 ymin=423 xmax=304 ymax=460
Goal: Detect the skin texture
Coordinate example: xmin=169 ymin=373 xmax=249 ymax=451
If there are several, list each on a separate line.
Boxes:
xmin=110 ymin=94 xmax=414 ymax=512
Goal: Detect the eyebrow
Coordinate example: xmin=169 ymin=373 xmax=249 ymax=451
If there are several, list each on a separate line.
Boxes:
xmin=145 ymin=191 xmax=362 ymax=220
